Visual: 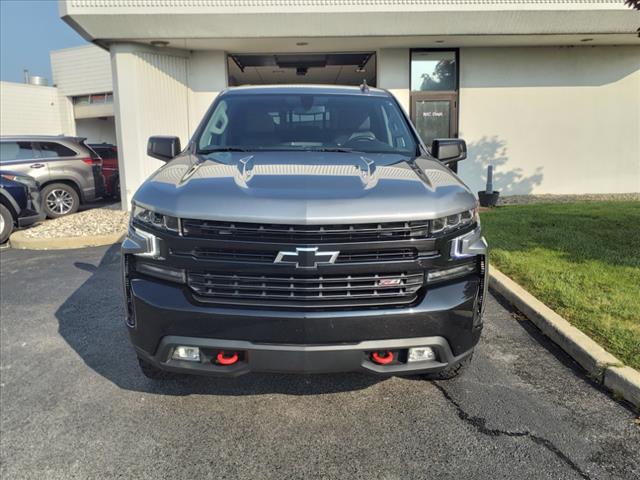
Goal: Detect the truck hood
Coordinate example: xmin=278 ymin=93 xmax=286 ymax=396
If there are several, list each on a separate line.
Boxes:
xmin=132 ymin=151 xmax=476 ymax=224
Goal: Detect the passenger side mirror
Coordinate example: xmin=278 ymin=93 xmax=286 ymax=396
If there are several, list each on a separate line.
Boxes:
xmin=147 ymin=136 xmax=181 ymax=162
xmin=431 ymin=138 xmax=467 ymax=165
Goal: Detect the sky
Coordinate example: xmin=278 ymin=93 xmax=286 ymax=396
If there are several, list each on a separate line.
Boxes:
xmin=0 ymin=0 xmax=87 ymax=84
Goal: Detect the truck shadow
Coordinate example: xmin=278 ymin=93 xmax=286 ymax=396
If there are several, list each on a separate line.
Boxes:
xmin=55 ymin=244 xmax=382 ymax=396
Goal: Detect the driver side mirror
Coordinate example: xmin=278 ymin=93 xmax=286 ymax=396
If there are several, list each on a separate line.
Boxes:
xmin=431 ymin=138 xmax=467 ymax=165
xmin=147 ymin=136 xmax=181 ymax=162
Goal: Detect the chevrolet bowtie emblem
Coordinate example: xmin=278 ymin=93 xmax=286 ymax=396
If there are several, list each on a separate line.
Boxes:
xmin=274 ymin=247 xmax=340 ymax=268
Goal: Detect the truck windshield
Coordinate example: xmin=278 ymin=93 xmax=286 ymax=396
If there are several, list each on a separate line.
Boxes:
xmin=197 ymin=93 xmax=418 ymax=156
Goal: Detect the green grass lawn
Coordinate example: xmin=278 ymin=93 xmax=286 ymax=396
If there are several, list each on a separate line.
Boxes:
xmin=481 ymin=201 xmax=640 ymax=370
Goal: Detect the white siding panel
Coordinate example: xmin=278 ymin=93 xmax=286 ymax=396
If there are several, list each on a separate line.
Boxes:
xmin=111 ymin=45 xmax=190 ymax=205
xmin=135 ymin=52 xmax=190 ymax=180
xmin=57 ymin=93 xmax=77 ymax=137
xmin=51 ymin=45 xmax=113 ymax=97
xmin=0 ymin=82 xmax=70 ymax=136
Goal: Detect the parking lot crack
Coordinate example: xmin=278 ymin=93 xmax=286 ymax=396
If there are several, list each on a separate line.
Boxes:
xmin=434 ymin=382 xmax=592 ymax=480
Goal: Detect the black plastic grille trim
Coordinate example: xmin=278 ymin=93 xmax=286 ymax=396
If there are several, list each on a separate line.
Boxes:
xmin=477 ymin=256 xmax=487 ymax=317
xmin=123 ymin=255 xmax=135 ymax=327
xmin=181 ymin=219 xmax=430 ymax=243
xmin=172 ymin=247 xmax=419 ymax=264
xmin=187 ymin=271 xmax=424 ymax=306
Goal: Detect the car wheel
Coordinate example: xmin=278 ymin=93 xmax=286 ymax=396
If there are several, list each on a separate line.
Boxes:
xmin=42 ymin=183 xmax=80 ymax=218
xmin=110 ymin=175 xmax=121 ymax=201
xmin=0 ymin=204 xmax=15 ymax=244
xmin=417 ymin=351 xmax=474 ymax=381
xmin=137 ymin=357 xmax=175 ymax=380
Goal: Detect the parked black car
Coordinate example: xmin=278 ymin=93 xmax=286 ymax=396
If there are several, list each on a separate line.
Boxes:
xmin=0 ymin=171 xmax=45 ymax=243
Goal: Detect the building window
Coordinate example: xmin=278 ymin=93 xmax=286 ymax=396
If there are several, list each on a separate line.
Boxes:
xmin=73 ymin=93 xmax=114 ymax=105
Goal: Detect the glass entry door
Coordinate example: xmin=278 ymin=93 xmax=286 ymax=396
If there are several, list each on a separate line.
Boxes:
xmin=410 ymin=50 xmax=459 ymax=148
xmin=411 ymin=93 xmax=457 ymax=147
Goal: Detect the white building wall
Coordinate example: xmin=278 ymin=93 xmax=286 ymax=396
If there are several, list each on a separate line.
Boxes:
xmin=0 ymin=81 xmax=74 ymax=136
xmin=51 ymin=44 xmax=113 ymax=96
xmin=458 ymin=45 xmax=640 ymax=195
xmin=76 ymin=117 xmax=117 ymax=144
xmin=57 ymin=92 xmax=77 ymax=136
xmin=187 ymin=50 xmax=227 ymax=134
xmin=377 ymin=48 xmax=410 ymax=114
xmin=108 ymin=42 xmax=639 ymax=205
xmin=111 ymin=44 xmax=227 ymax=206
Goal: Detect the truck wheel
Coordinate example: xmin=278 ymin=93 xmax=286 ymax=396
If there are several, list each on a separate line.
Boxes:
xmin=42 ymin=183 xmax=80 ymax=218
xmin=137 ymin=357 xmax=174 ymax=380
xmin=419 ymin=352 xmax=473 ymax=381
xmin=0 ymin=204 xmax=15 ymax=244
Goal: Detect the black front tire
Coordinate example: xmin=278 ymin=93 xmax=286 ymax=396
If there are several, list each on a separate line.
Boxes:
xmin=0 ymin=204 xmax=15 ymax=244
xmin=418 ymin=352 xmax=474 ymax=381
xmin=42 ymin=183 xmax=80 ymax=219
xmin=137 ymin=357 xmax=174 ymax=380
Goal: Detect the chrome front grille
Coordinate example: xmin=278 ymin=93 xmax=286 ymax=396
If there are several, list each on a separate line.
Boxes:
xmin=187 ymin=271 xmax=424 ymax=308
xmin=181 ymin=219 xmax=430 ymax=243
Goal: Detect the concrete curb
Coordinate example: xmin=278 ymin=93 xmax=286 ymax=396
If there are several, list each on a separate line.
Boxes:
xmin=604 ymin=366 xmax=640 ymax=408
xmin=9 ymin=230 xmax=125 ymax=250
xmin=489 ymin=266 xmax=639 ymax=410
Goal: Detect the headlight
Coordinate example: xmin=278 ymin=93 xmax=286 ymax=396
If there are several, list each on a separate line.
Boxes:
xmin=431 ymin=208 xmax=478 ymax=235
xmin=131 ymin=204 xmax=180 ymax=233
xmin=1 ymin=173 xmax=38 ymax=189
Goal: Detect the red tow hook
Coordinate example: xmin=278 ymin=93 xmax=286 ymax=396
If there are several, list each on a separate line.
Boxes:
xmin=216 ymin=351 xmax=239 ymax=365
xmin=371 ymin=351 xmax=394 ymax=365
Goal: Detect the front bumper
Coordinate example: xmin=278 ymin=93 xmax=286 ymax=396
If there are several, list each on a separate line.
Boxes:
xmin=17 ymin=210 xmax=45 ymax=228
xmin=136 ymin=335 xmax=474 ymax=377
xmin=17 ymin=186 xmax=44 ymax=227
xmin=123 ymin=225 xmax=488 ymax=376
xmin=127 ymin=274 xmax=484 ymax=376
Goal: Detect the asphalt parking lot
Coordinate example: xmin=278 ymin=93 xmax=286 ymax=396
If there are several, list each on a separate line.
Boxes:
xmin=1 ymin=245 xmax=638 ymax=479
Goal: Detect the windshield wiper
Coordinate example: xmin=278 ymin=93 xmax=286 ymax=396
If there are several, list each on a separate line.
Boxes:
xmin=303 ymin=147 xmax=358 ymax=153
xmin=198 ymin=146 xmax=250 ymax=154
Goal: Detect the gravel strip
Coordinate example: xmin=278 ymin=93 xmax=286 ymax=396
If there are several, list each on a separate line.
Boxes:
xmin=23 ymin=209 xmax=129 ymax=239
xmin=498 ymin=193 xmax=639 ymax=205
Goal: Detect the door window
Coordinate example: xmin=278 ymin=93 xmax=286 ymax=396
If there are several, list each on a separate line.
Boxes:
xmin=0 ymin=141 xmax=36 ymax=162
xmin=411 ymin=51 xmax=457 ymax=92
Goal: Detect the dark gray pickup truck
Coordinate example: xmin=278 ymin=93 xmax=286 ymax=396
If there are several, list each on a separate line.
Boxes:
xmin=122 ymin=85 xmax=488 ymax=380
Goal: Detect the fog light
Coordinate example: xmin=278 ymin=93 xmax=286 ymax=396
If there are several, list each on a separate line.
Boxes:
xmin=172 ymin=346 xmax=200 ymax=362
xmin=408 ymin=347 xmax=436 ymax=363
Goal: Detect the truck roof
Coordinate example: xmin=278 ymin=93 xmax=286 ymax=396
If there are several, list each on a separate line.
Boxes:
xmin=221 ymin=84 xmax=390 ymax=97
